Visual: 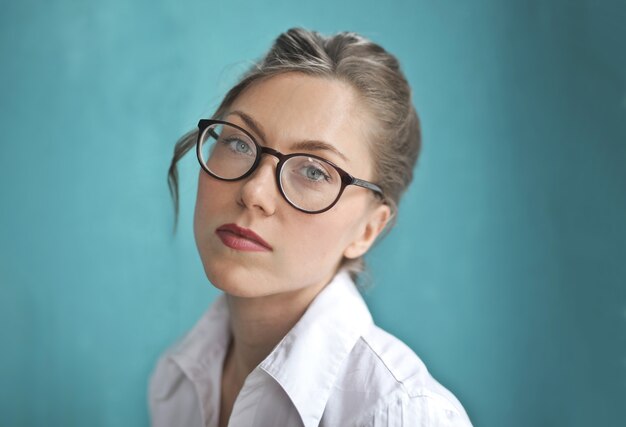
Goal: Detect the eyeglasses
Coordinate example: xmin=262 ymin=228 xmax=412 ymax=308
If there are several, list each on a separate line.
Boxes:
xmin=196 ymin=119 xmax=385 ymax=214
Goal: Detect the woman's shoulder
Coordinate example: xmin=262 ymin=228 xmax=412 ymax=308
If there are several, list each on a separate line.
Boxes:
xmin=321 ymin=324 xmax=473 ymax=426
xmin=358 ymin=325 xmax=462 ymax=401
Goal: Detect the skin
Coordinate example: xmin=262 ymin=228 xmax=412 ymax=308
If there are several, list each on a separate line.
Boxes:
xmin=192 ymin=72 xmax=391 ymax=426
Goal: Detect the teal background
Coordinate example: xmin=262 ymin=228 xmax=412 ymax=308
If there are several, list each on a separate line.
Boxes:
xmin=1 ymin=0 xmax=624 ymax=426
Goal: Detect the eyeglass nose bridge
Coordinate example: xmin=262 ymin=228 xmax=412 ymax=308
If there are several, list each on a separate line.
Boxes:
xmin=257 ymin=145 xmax=285 ymax=163
xmin=242 ymin=145 xmax=288 ymax=192
xmin=251 ymin=145 xmax=289 ymax=178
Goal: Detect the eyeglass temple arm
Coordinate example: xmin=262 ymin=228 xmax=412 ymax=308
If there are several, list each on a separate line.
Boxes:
xmin=351 ymin=178 xmax=384 ymax=198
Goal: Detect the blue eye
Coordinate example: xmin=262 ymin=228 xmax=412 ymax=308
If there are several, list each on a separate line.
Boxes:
xmin=302 ymin=165 xmax=331 ymax=182
xmin=224 ymin=137 xmax=254 ymax=155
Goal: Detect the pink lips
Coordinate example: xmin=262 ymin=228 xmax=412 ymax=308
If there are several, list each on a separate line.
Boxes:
xmin=215 ymin=223 xmax=273 ymax=252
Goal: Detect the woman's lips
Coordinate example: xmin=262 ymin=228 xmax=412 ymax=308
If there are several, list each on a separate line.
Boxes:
xmin=215 ymin=223 xmax=272 ymax=252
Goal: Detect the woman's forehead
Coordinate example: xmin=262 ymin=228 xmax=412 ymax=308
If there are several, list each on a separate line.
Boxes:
xmin=225 ymin=73 xmax=374 ymax=174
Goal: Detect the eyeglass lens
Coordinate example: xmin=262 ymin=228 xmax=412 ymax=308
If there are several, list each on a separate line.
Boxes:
xmin=199 ymin=123 xmax=343 ymax=212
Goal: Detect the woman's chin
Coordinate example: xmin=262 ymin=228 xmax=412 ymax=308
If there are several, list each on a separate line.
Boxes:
xmin=204 ymin=262 xmax=274 ymax=298
xmin=211 ymin=280 xmax=260 ymax=298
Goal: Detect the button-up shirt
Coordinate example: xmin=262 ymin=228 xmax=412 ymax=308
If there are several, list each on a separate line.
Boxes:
xmin=147 ymin=269 xmax=473 ymax=426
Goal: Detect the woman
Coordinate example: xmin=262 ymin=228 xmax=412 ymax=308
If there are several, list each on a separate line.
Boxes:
xmin=148 ymin=28 xmax=473 ymax=427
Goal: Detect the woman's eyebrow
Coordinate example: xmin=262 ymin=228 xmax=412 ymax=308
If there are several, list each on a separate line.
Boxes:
xmin=227 ymin=110 xmax=268 ymax=143
xmin=289 ymin=140 xmax=348 ymax=162
xmin=226 ymin=110 xmax=349 ymax=163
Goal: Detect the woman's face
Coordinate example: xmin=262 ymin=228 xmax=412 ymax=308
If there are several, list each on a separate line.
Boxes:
xmin=193 ymin=72 xmax=390 ymax=298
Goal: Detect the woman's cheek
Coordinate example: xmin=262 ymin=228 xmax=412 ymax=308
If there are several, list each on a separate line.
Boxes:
xmin=301 ymin=221 xmax=344 ymax=264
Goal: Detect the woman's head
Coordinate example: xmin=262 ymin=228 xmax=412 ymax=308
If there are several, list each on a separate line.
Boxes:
xmin=168 ymin=27 xmax=421 ymax=289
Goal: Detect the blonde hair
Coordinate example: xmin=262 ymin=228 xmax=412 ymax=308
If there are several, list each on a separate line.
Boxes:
xmin=168 ymin=27 xmax=421 ymax=288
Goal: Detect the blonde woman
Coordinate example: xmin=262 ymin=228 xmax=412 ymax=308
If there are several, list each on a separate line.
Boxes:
xmin=149 ymin=27 xmax=473 ymax=427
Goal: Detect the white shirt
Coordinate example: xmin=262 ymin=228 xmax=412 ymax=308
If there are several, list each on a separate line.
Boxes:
xmin=147 ymin=268 xmax=473 ymax=427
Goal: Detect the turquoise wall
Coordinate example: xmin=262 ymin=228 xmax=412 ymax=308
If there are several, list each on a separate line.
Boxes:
xmin=1 ymin=1 xmax=624 ymax=426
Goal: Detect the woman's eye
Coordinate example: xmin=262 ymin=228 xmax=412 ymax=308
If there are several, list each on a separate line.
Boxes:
xmin=224 ymin=137 xmax=253 ymax=155
xmin=301 ymin=164 xmax=331 ymax=182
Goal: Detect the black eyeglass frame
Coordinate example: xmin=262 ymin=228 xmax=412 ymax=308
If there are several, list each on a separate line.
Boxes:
xmin=196 ymin=119 xmax=385 ymax=214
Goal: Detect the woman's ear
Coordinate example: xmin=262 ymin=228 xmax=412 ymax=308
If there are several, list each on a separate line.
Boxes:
xmin=343 ymin=203 xmax=391 ymax=259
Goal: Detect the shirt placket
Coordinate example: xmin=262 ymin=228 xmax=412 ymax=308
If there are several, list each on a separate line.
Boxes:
xmin=226 ymin=367 xmax=266 ymax=427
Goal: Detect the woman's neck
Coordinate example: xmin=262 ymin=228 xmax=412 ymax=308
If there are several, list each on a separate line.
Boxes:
xmin=223 ymin=275 xmax=331 ymax=387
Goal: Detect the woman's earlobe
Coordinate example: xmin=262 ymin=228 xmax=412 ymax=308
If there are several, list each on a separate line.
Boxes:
xmin=343 ymin=204 xmax=391 ymax=259
xmin=343 ymin=241 xmax=365 ymax=260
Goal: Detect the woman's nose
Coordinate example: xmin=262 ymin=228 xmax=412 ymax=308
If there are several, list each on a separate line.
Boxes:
xmin=237 ymin=155 xmax=279 ymax=216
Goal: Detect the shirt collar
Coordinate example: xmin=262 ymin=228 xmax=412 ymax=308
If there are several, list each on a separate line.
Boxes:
xmin=259 ymin=268 xmax=374 ymax=426
xmin=167 ymin=267 xmax=373 ymax=427
xmin=167 ymin=292 xmax=230 ymax=385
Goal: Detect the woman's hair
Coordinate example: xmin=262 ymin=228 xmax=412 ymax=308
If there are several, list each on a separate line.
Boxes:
xmin=168 ymin=27 xmax=421 ymax=288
